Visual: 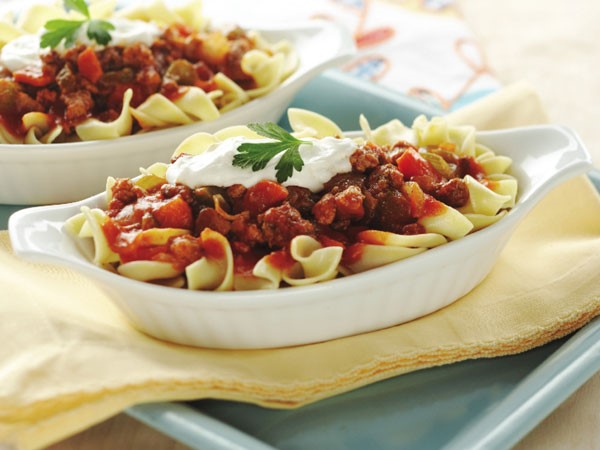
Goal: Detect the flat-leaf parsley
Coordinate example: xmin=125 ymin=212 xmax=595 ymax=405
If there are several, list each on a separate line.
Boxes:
xmin=232 ymin=122 xmax=310 ymax=183
xmin=40 ymin=0 xmax=115 ymax=49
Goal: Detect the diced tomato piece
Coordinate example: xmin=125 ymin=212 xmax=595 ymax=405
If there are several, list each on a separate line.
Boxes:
xmin=13 ymin=67 xmax=54 ymax=87
xmin=422 ymin=195 xmax=445 ymax=217
xmin=243 ymin=180 xmax=289 ymax=216
xmin=77 ymin=48 xmax=104 ymax=83
xmin=153 ymin=197 xmax=193 ymax=229
xmin=396 ymin=148 xmax=442 ymax=181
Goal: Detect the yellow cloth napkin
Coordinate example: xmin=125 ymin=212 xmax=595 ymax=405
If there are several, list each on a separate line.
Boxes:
xmin=1 ymin=82 xmax=599 ymax=450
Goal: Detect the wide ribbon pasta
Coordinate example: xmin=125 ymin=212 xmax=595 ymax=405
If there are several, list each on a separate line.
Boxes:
xmin=247 ymin=236 xmax=343 ymax=288
xmin=1 ymin=0 xmax=297 ymax=144
xmin=76 ymin=89 xmax=133 ymax=141
xmin=212 ymin=73 xmax=251 ymax=113
xmin=130 ymin=88 xmax=221 ymax=130
xmin=171 ymin=124 xmax=267 ymax=158
xmin=0 ymin=17 xmax=22 ymax=49
xmin=118 ymin=260 xmax=183 ymax=282
xmin=343 ymin=230 xmax=447 ymax=273
xmin=288 ymin=108 xmax=343 ymax=139
xmin=283 ymin=236 xmax=343 ymax=286
xmin=413 ymin=115 xmax=476 ymax=157
xmin=185 ymin=229 xmax=234 ymax=291
xmin=358 ymin=114 xmax=417 ymax=147
xmin=65 ymin=111 xmax=518 ymax=291
xmin=459 ymin=175 xmax=512 ymax=216
xmin=241 ymin=51 xmax=285 ymax=99
xmin=70 ymin=206 xmax=120 ymax=266
xmin=418 ymin=204 xmax=474 ymax=240
xmin=23 ymin=113 xmax=63 ymax=144
xmin=116 ymin=0 xmax=204 ymax=30
xmin=0 ymin=112 xmax=63 ymax=145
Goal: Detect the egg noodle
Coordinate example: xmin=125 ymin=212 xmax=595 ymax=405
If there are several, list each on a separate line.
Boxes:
xmin=65 ymin=109 xmax=518 ymax=291
xmin=0 ymin=0 xmax=297 ymax=144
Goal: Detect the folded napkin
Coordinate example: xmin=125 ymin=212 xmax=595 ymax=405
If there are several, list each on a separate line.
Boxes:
xmin=203 ymin=0 xmax=501 ymax=111
xmin=1 ymin=83 xmax=599 ymax=450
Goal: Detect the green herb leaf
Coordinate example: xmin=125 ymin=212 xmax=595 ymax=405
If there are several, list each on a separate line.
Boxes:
xmin=87 ymin=19 xmax=115 ymax=46
xmin=235 ymin=141 xmax=292 ymax=172
xmin=40 ymin=19 xmax=85 ymax=48
xmin=40 ymin=0 xmax=114 ymax=49
xmin=64 ymin=0 xmax=91 ymax=19
xmin=275 ymin=145 xmax=304 ymax=183
xmin=232 ymin=122 xmax=310 ymax=183
xmin=247 ymin=122 xmax=300 ymax=142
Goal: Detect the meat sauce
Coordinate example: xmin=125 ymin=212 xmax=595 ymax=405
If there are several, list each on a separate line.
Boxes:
xmin=0 ymin=25 xmax=257 ymax=139
xmin=101 ymin=141 xmax=482 ymax=277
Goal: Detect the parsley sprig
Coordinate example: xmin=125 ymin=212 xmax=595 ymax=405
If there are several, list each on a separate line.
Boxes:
xmin=40 ymin=0 xmax=115 ymax=49
xmin=233 ymin=123 xmax=310 ymax=183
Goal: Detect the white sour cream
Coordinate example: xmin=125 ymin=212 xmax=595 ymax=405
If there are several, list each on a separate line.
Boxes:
xmin=75 ymin=18 xmax=161 ymax=48
xmin=167 ymin=136 xmax=358 ymax=192
xmin=0 ymin=18 xmax=162 ymax=72
xmin=0 ymin=34 xmax=45 ymax=72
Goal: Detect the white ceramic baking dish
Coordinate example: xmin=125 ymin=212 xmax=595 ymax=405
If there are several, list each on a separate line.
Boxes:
xmin=0 ymin=20 xmax=355 ymax=205
xmin=8 ymin=124 xmax=593 ymax=349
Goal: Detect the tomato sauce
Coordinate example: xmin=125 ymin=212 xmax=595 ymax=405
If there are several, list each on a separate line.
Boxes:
xmin=103 ymin=220 xmax=171 ymax=263
xmin=202 ymin=235 xmax=226 ymax=260
xmin=317 ymin=234 xmax=346 ymax=249
xmin=0 ymin=114 xmax=25 ymax=138
xmin=266 ymin=249 xmax=296 ymax=271
xmin=462 ymin=157 xmax=487 ymax=180
xmin=422 ymin=196 xmax=445 ymax=217
xmin=233 ymin=251 xmax=263 ymax=276
xmin=342 ymin=243 xmax=365 ymax=266
xmin=99 ymin=134 xmax=493 ymax=282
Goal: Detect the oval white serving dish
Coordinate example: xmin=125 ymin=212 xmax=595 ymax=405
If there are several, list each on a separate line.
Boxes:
xmin=8 ymin=125 xmax=593 ymax=349
xmin=0 ymin=20 xmax=355 ymax=205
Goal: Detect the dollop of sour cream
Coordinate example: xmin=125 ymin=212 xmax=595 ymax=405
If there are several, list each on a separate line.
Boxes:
xmin=0 ymin=18 xmax=161 ymax=73
xmin=75 ymin=18 xmax=161 ymax=48
xmin=167 ymin=136 xmax=358 ymax=192
xmin=0 ymin=34 xmax=44 ymax=72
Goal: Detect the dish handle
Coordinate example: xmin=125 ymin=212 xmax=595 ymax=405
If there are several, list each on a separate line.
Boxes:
xmin=8 ymin=203 xmax=88 ymax=268
xmin=480 ymin=124 xmax=594 ymax=214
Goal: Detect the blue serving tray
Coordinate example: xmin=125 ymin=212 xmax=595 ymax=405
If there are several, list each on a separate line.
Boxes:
xmin=128 ymin=320 xmax=600 ymax=450
xmin=126 ymin=73 xmax=600 ymax=450
xmin=1 ymin=71 xmax=599 ymax=450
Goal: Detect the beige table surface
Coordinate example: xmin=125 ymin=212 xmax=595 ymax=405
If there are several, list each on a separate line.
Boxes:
xmin=46 ymin=0 xmax=600 ymax=448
